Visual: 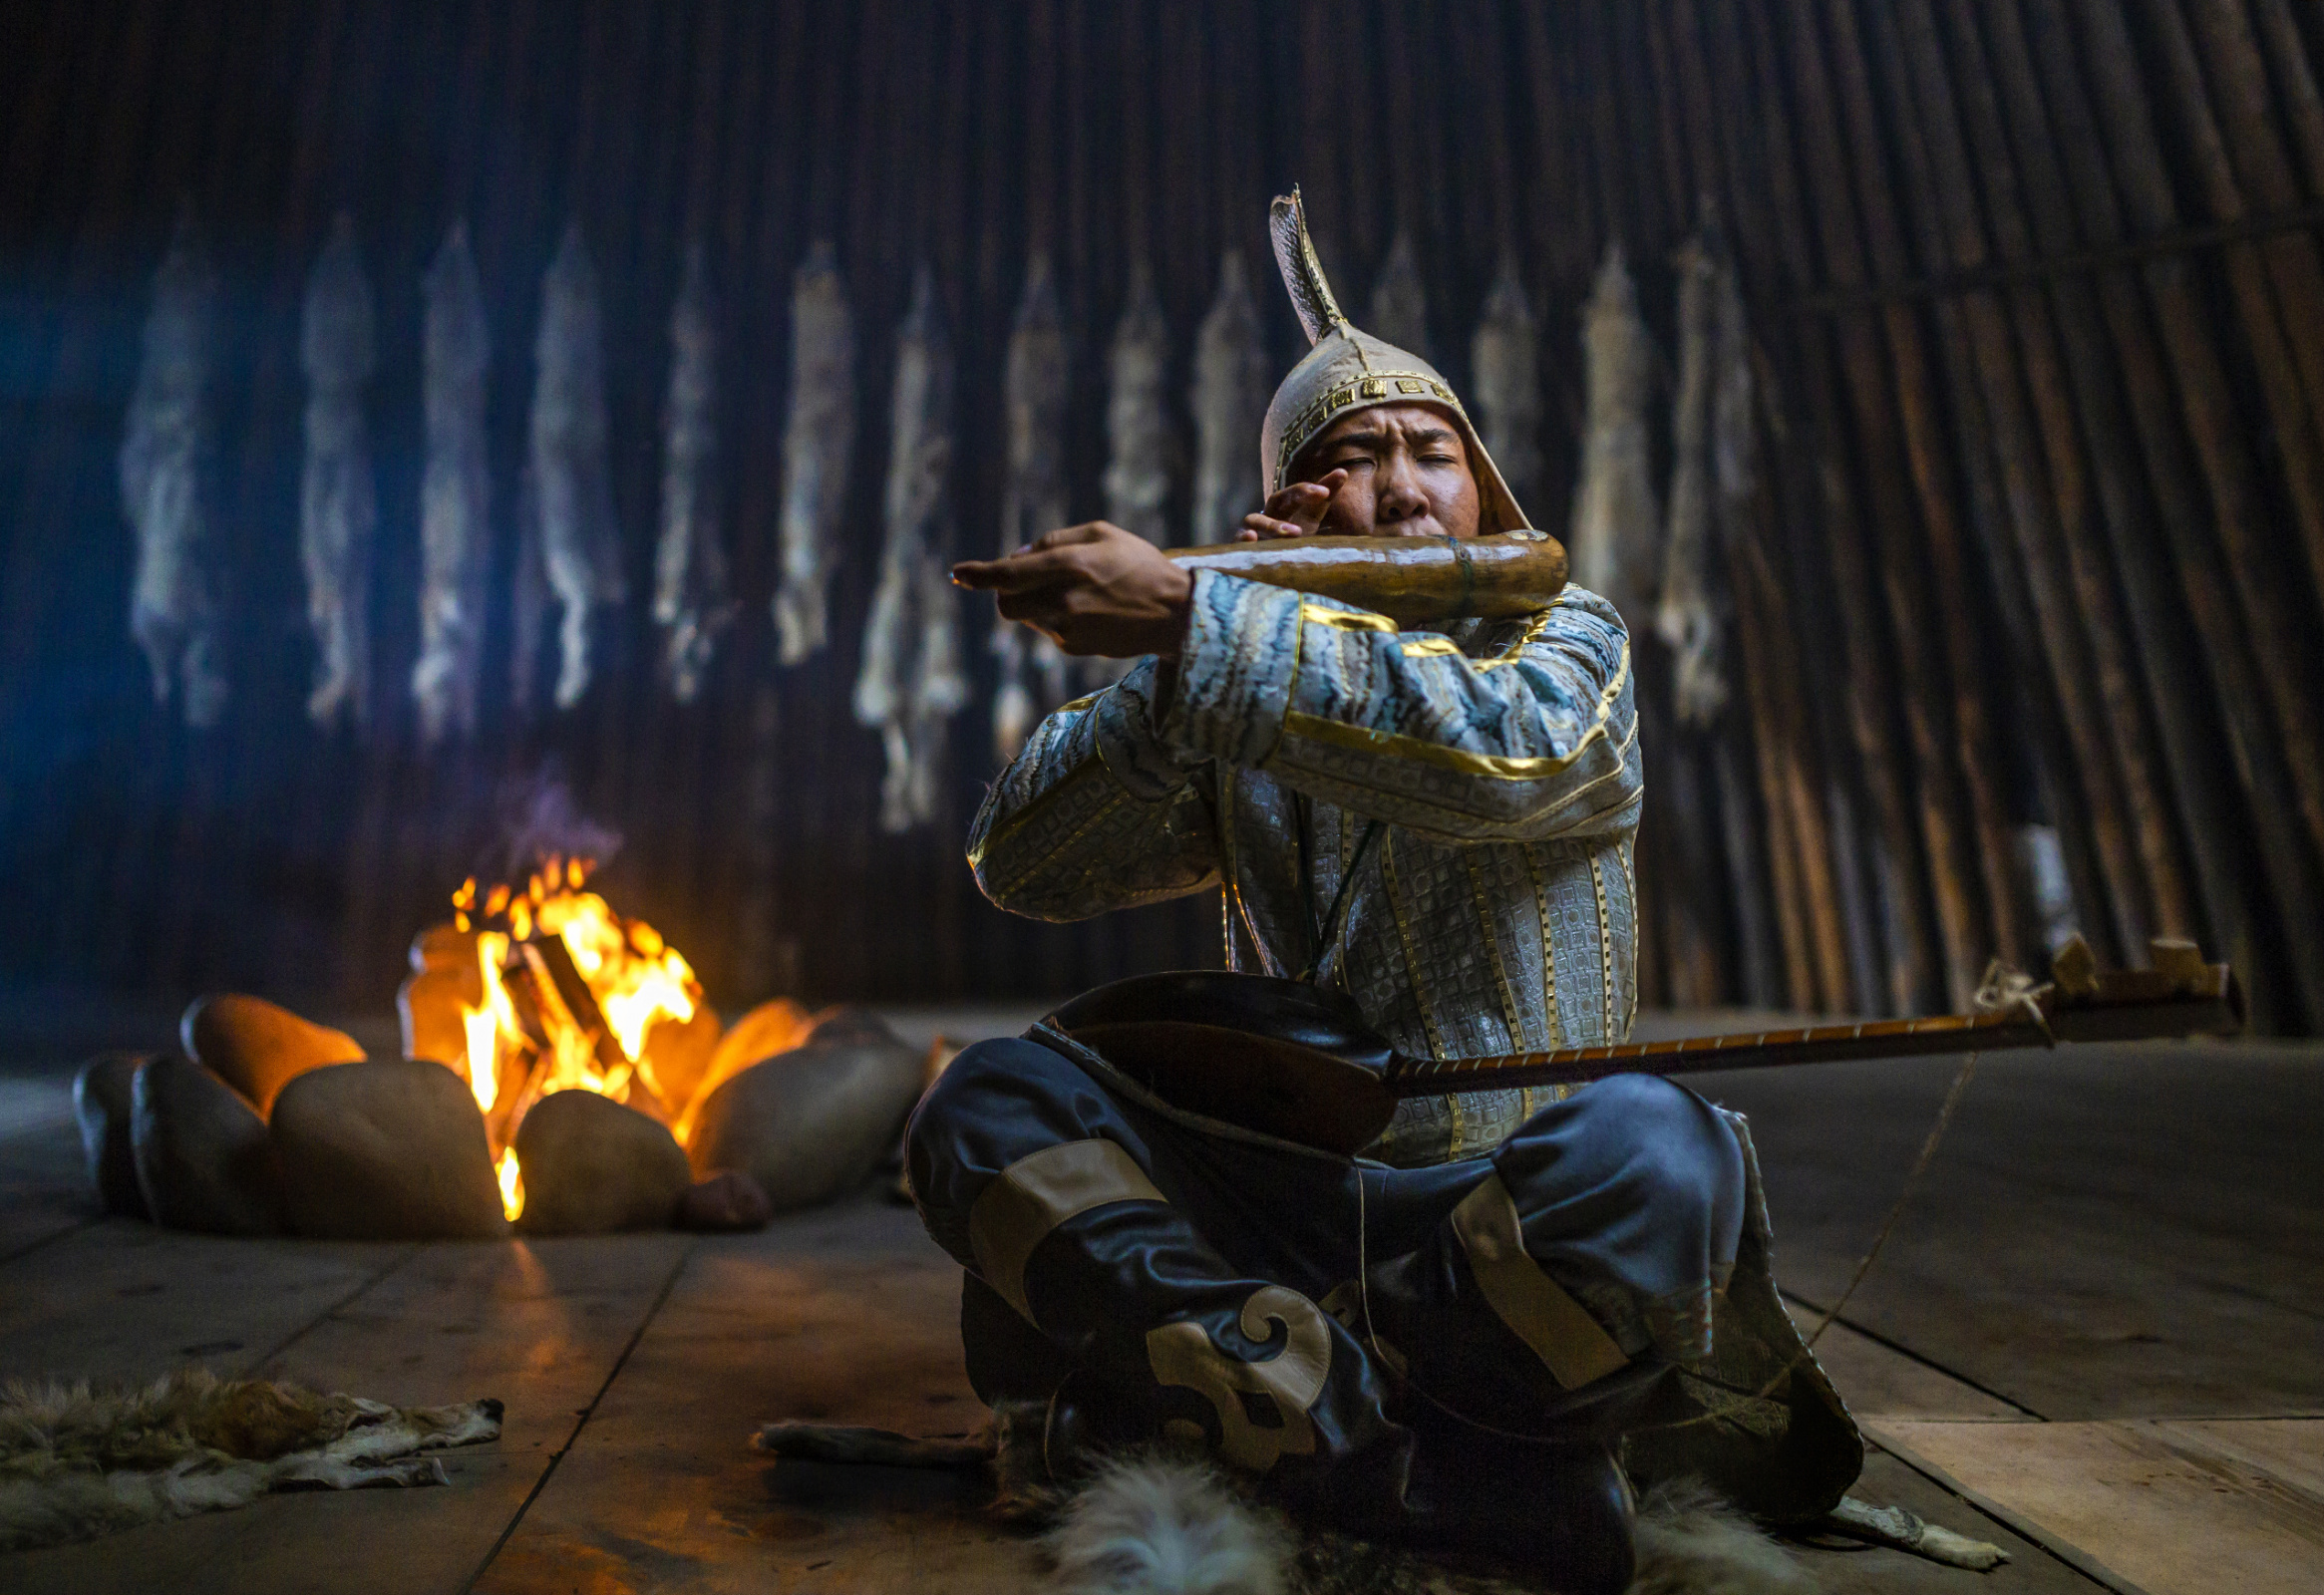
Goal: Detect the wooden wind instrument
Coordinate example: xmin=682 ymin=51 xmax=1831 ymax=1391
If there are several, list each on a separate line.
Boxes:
xmin=1162 ymin=532 xmax=1569 ymax=623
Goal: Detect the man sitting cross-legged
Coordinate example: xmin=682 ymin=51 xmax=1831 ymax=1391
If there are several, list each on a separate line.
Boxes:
xmin=918 ymin=197 xmax=1859 ymax=1592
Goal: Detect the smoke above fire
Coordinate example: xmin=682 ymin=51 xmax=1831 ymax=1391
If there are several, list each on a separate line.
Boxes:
xmin=486 ymin=764 xmax=622 ymax=882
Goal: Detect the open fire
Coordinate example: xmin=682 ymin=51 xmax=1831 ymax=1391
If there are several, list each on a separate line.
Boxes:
xmin=451 ymin=856 xmax=703 ymax=1220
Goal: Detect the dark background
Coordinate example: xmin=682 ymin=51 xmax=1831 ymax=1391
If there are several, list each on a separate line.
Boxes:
xmin=1 ymin=0 xmax=2320 ymax=1032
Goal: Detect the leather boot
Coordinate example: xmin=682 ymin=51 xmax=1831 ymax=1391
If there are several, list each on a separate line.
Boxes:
xmin=1402 ymin=1415 xmax=1638 ymax=1595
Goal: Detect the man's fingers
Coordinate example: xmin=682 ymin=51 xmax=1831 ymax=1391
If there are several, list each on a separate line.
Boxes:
xmin=1238 ymin=513 xmax=1308 ymax=540
xmin=1025 ymin=519 xmax=1121 ymax=552
xmin=954 ymin=543 xmax=1105 ymax=590
xmin=1261 ymin=481 xmax=1331 ymax=519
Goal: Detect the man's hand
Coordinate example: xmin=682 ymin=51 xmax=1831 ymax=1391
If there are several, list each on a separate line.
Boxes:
xmin=952 ymin=521 xmax=1193 ymax=659
xmin=1237 ymin=468 xmax=1350 ymax=541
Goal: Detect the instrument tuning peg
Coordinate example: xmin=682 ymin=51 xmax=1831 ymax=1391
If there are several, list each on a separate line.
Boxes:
xmin=2050 ymin=933 xmax=2101 ymax=998
xmin=2149 ymin=937 xmax=2211 ymax=995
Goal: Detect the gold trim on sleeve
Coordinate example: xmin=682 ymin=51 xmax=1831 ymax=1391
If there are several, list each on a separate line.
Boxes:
xmin=1300 ymin=602 xmax=1400 ymax=633
xmin=969 ymin=1138 xmax=1166 ymax=1324
xmin=1476 ymin=605 xmax=1558 ymax=670
xmin=1590 ymin=852 xmax=1615 ymax=1042
xmin=1451 ymin=1172 xmax=1629 ymax=1390
xmin=1400 ymin=636 xmax=1467 ymax=659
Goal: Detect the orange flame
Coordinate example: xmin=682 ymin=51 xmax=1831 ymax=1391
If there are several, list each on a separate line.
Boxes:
xmin=496 ymin=1146 xmax=523 ymax=1222
xmin=451 ymin=856 xmax=703 ymax=1203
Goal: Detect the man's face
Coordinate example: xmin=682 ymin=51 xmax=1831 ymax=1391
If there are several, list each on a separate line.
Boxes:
xmin=1292 ymin=403 xmax=1483 ymax=539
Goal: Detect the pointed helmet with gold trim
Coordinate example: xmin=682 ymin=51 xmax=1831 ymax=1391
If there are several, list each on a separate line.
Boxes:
xmin=1259 ymin=189 xmax=1533 ymax=535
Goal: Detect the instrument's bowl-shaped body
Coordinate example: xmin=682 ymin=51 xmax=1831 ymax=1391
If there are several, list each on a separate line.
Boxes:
xmin=1164 ymin=533 xmax=1567 ymax=624
xmin=1051 ymin=971 xmax=1399 ymax=1156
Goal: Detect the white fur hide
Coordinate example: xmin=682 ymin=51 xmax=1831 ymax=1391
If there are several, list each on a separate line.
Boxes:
xmin=413 ymin=220 xmax=492 ymax=744
xmin=524 ymin=220 xmax=627 ymax=712
xmin=298 ymin=210 xmax=377 ymax=732
xmin=121 ymin=205 xmax=226 ymax=729
xmin=856 ymin=267 xmax=963 ymax=831
xmin=1189 ymin=249 xmax=1269 ymax=547
xmin=1366 ymin=230 xmax=1431 ymax=364
xmin=1568 ymin=245 xmax=1659 ymax=628
xmin=992 ymin=255 xmax=1073 ymax=763
xmin=1045 ymin=1459 xmax=1820 ymax=1595
xmin=1047 ymin=1455 xmax=1293 ymax=1595
xmin=1657 ymin=236 xmax=1728 ymax=727
xmin=654 ymin=238 xmax=732 ymax=703
xmin=1472 ymin=252 xmax=1542 ymax=514
xmin=0 ymin=1369 xmax=500 ymax=1552
xmin=773 ymin=241 xmax=856 ymax=666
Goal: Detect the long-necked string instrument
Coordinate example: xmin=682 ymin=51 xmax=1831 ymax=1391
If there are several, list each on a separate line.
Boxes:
xmin=1050 ymin=940 xmax=2242 ymax=1156
xmin=1061 ymin=532 xmax=2240 ymax=1153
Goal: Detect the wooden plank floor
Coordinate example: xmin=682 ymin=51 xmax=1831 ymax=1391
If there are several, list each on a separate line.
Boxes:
xmin=2 ymin=1006 xmax=2318 ymax=1592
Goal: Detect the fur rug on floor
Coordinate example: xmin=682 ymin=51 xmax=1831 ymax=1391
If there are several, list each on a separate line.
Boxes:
xmin=1042 ymin=1456 xmax=1818 ymax=1595
xmin=0 ymin=1368 xmax=502 ymax=1551
xmin=760 ymin=1406 xmax=1822 ymax=1594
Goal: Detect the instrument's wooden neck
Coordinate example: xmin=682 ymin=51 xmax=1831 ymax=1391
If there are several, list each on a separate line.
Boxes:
xmin=1383 ymin=959 xmax=2243 ymax=1097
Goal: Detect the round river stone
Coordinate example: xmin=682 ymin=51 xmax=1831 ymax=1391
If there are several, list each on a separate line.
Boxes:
xmin=271 ymin=1058 xmax=507 ymax=1240
xmin=75 ymin=1051 xmax=154 ymax=1219
xmin=675 ymin=1169 xmax=773 ymax=1232
xmin=131 ymin=1056 xmax=285 ymax=1234
xmin=182 ymin=993 xmax=366 ymax=1116
xmin=512 ymin=1089 xmax=690 ymax=1235
xmin=684 ymin=1010 xmax=922 ymax=1212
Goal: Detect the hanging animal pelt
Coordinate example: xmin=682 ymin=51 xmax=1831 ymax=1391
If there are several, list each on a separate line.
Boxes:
xmin=1104 ymin=258 xmax=1172 ymax=546
xmin=1189 ymin=248 xmax=1270 ymax=547
xmin=1568 ymin=243 xmax=1660 ymax=628
xmin=992 ymin=253 xmax=1073 ymax=762
xmin=413 ymin=220 xmax=492 ymax=745
xmin=121 ymin=204 xmax=226 ymax=729
xmin=1659 ymin=234 xmax=1735 ymax=727
xmin=772 ymin=241 xmax=856 ymax=667
xmin=519 ymin=220 xmax=627 ymax=713
xmin=855 ymin=267 xmax=966 ymax=831
xmin=1367 ymin=228 xmax=1432 ymax=362
xmin=653 ymin=239 xmax=732 ymax=704
xmin=297 ymin=211 xmax=377 ymax=732
xmin=1470 ymin=250 xmax=1542 ymax=512
xmin=1080 ymin=258 xmax=1177 ymax=689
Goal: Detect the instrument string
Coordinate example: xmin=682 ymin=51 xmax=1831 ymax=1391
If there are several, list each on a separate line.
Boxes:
xmin=1778 ymin=1050 xmax=1979 ymax=1375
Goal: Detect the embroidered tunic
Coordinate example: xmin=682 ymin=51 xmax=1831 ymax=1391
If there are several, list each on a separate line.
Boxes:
xmin=967 ymin=568 xmax=1641 ymax=1166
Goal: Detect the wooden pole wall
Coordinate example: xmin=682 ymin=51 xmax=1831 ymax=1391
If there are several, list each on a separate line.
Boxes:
xmin=0 ymin=1 xmax=2318 ymax=1031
